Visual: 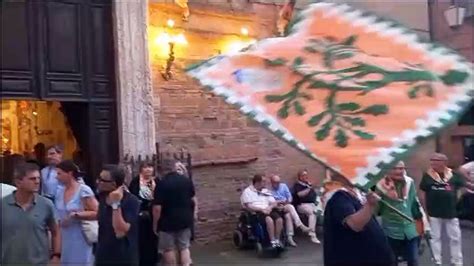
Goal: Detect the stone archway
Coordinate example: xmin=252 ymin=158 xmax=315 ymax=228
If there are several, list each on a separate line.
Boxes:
xmin=113 ymin=0 xmax=156 ymax=158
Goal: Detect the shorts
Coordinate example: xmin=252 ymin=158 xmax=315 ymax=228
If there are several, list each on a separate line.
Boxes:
xmin=255 ymin=209 xmax=283 ymax=224
xmin=158 ymin=228 xmax=192 ymax=252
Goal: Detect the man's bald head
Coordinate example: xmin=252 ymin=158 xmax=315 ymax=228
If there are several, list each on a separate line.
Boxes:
xmin=270 ymin=175 xmax=280 ymax=183
xmin=270 ymin=174 xmax=281 ymax=189
xmin=430 ymin=153 xmax=448 ymax=172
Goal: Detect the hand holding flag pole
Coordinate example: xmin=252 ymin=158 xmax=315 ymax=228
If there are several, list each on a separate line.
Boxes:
xmin=355 ymin=184 xmax=414 ymax=223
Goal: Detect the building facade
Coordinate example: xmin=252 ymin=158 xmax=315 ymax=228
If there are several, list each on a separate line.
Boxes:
xmin=429 ymin=0 xmax=474 ymax=165
xmin=1 ymin=0 xmax=472 ymax=243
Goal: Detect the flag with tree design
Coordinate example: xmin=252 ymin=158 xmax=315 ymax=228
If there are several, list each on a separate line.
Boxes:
xmin=187 ymin=2 xmax=473 ymax=189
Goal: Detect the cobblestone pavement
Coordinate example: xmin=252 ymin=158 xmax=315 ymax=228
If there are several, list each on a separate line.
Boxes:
xmin=192 ymin=224 xmax=474 ymax=266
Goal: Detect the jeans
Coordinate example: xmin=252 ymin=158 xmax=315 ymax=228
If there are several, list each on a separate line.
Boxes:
xmin=388 ymin=236 xmax=420 ymax=266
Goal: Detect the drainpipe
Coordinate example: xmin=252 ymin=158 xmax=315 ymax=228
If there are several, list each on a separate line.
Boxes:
xmin=428 ymin=0 xmax=442 ymax=152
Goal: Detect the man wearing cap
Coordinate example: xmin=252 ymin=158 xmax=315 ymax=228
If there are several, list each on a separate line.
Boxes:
xmin=419 ymin=153 xmax=467 ymax=266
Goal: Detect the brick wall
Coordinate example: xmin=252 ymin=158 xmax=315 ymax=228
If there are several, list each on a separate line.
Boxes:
xmin=429 ymin=1 xmax=474 ymax=166
xmin=149 ymin=2 xmax=324 ymax=243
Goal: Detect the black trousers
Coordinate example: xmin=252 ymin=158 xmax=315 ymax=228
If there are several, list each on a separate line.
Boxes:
xmin=138 ymin=212 xmax=158 ymax=266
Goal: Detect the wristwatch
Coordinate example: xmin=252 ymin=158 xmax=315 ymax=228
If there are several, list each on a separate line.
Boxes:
xmin=50 ymin=253 xmax=61 ymax=259
xmin=111 ymin=202 xmax=121 ymax=210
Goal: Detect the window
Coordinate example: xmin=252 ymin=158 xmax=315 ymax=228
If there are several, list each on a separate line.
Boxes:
xmin=458 ymin=103 xmax=474 ymax=126
xmin=463 ymin=137 xmax=474 ymax=161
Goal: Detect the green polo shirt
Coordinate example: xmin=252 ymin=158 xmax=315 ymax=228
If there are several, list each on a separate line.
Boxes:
xmin=419 ymin=171 xmax=465 ymax=219
xmin=1 ymin=192 xmax=57 ymax=266
xmin=376 ymin=178 xmax=421 ymax=240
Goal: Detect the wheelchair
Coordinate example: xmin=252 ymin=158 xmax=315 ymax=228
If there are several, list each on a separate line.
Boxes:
xmin=232 ymin=210 xmax=287 ymax=257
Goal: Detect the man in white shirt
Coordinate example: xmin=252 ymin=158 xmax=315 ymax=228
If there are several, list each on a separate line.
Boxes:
xmin=241 ymin=174 xmax=284 ymax=248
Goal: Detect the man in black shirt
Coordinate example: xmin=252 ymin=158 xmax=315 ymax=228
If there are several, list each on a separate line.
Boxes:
xmin=323 ymin=173 xmax=394 ymax=266
xmin=95 ymin=165 xmax=140 ymax=266
xmin=153 ymin=159 xmax=195 ymax=266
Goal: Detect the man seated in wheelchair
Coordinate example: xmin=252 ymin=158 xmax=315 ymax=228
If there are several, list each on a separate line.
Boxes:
xmin=240 ymin=174 xmax=284 ymax=249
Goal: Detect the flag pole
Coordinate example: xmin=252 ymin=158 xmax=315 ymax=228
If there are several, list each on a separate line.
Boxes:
xmin=355 ymin=184 xmax=414 ymax=222
xmin=378 ymin=199 xmax=414 ymax=222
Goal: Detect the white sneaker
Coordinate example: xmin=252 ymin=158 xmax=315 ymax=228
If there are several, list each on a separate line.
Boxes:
xmin=287 ymin=237 xmax=297 ymax=247
xmin=310 ymin=235 xmax=321 ymax=244
xmin=270 ymin=240 xmax=278 ymax=248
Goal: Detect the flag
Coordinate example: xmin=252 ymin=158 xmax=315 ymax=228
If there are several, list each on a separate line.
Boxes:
xmin=277 ymin=0 xmax=296 ymax=36
xmin=186 ymin=2 xmax=473 ymax=189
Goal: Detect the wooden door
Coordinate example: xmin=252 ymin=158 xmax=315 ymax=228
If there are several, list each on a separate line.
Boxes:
xmin=1 ymin=0 xmax=118 ymax=178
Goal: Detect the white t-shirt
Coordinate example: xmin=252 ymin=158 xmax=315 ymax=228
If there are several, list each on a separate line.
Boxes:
xmin=240 ymin=185 xmax=275 ymax=210
xmin=1 ymin=183 xmax=16 ymax=199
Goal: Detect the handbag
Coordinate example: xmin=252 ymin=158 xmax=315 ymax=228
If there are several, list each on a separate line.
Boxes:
xmin=81 ymin=220 xmax=98 ymax=245
xmin=73 ymin=185 xmax=99 ymax=245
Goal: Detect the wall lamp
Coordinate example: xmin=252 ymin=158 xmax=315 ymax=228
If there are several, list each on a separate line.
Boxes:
xmin=444 ymin=3 xmax=466 ymax=28
xmin=154 ymin=19 xmax=188 ymax=80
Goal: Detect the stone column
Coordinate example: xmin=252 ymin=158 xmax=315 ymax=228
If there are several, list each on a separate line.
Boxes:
xmin=113 ymin=0 xmax=156 ymax=157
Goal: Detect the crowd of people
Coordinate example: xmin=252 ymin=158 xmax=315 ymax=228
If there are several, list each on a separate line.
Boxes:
xmin=239 ymin=152 xmax=473 ymax=266
xmin=323 ymin=153 xmax=473 ymax=266
xmin=1 ymin=143 xmax=473 ymax=266
xmin=1 ymin=145 xmax=196 ymax=266
xmin=240 ymin=170 xmax=322 ymax=248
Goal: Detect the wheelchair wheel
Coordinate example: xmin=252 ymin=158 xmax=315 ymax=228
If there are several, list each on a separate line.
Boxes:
xmin=255 ymin=242 xmax=264 ymax=257
xmin=233 ymin=230 xmax=245 ymax=249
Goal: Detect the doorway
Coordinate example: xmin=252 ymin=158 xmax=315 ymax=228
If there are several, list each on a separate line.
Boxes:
xmin=1 ymin=0 xmax=118 ymax=183
xmin=0 ymin=99 xmax=110 ymax=186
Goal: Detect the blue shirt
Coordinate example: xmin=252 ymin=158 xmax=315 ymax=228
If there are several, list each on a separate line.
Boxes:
xmin=41 ymin=166 xmax=60 ymax=199
xmin=271 ymin=183 xmax=292 ymax=202
xmin=96 ymin=192 xmax=140 ymax=266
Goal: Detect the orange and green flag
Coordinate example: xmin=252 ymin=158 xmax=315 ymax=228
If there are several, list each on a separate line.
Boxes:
xmin=186 ymin=2 xmax=473 ymax=189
